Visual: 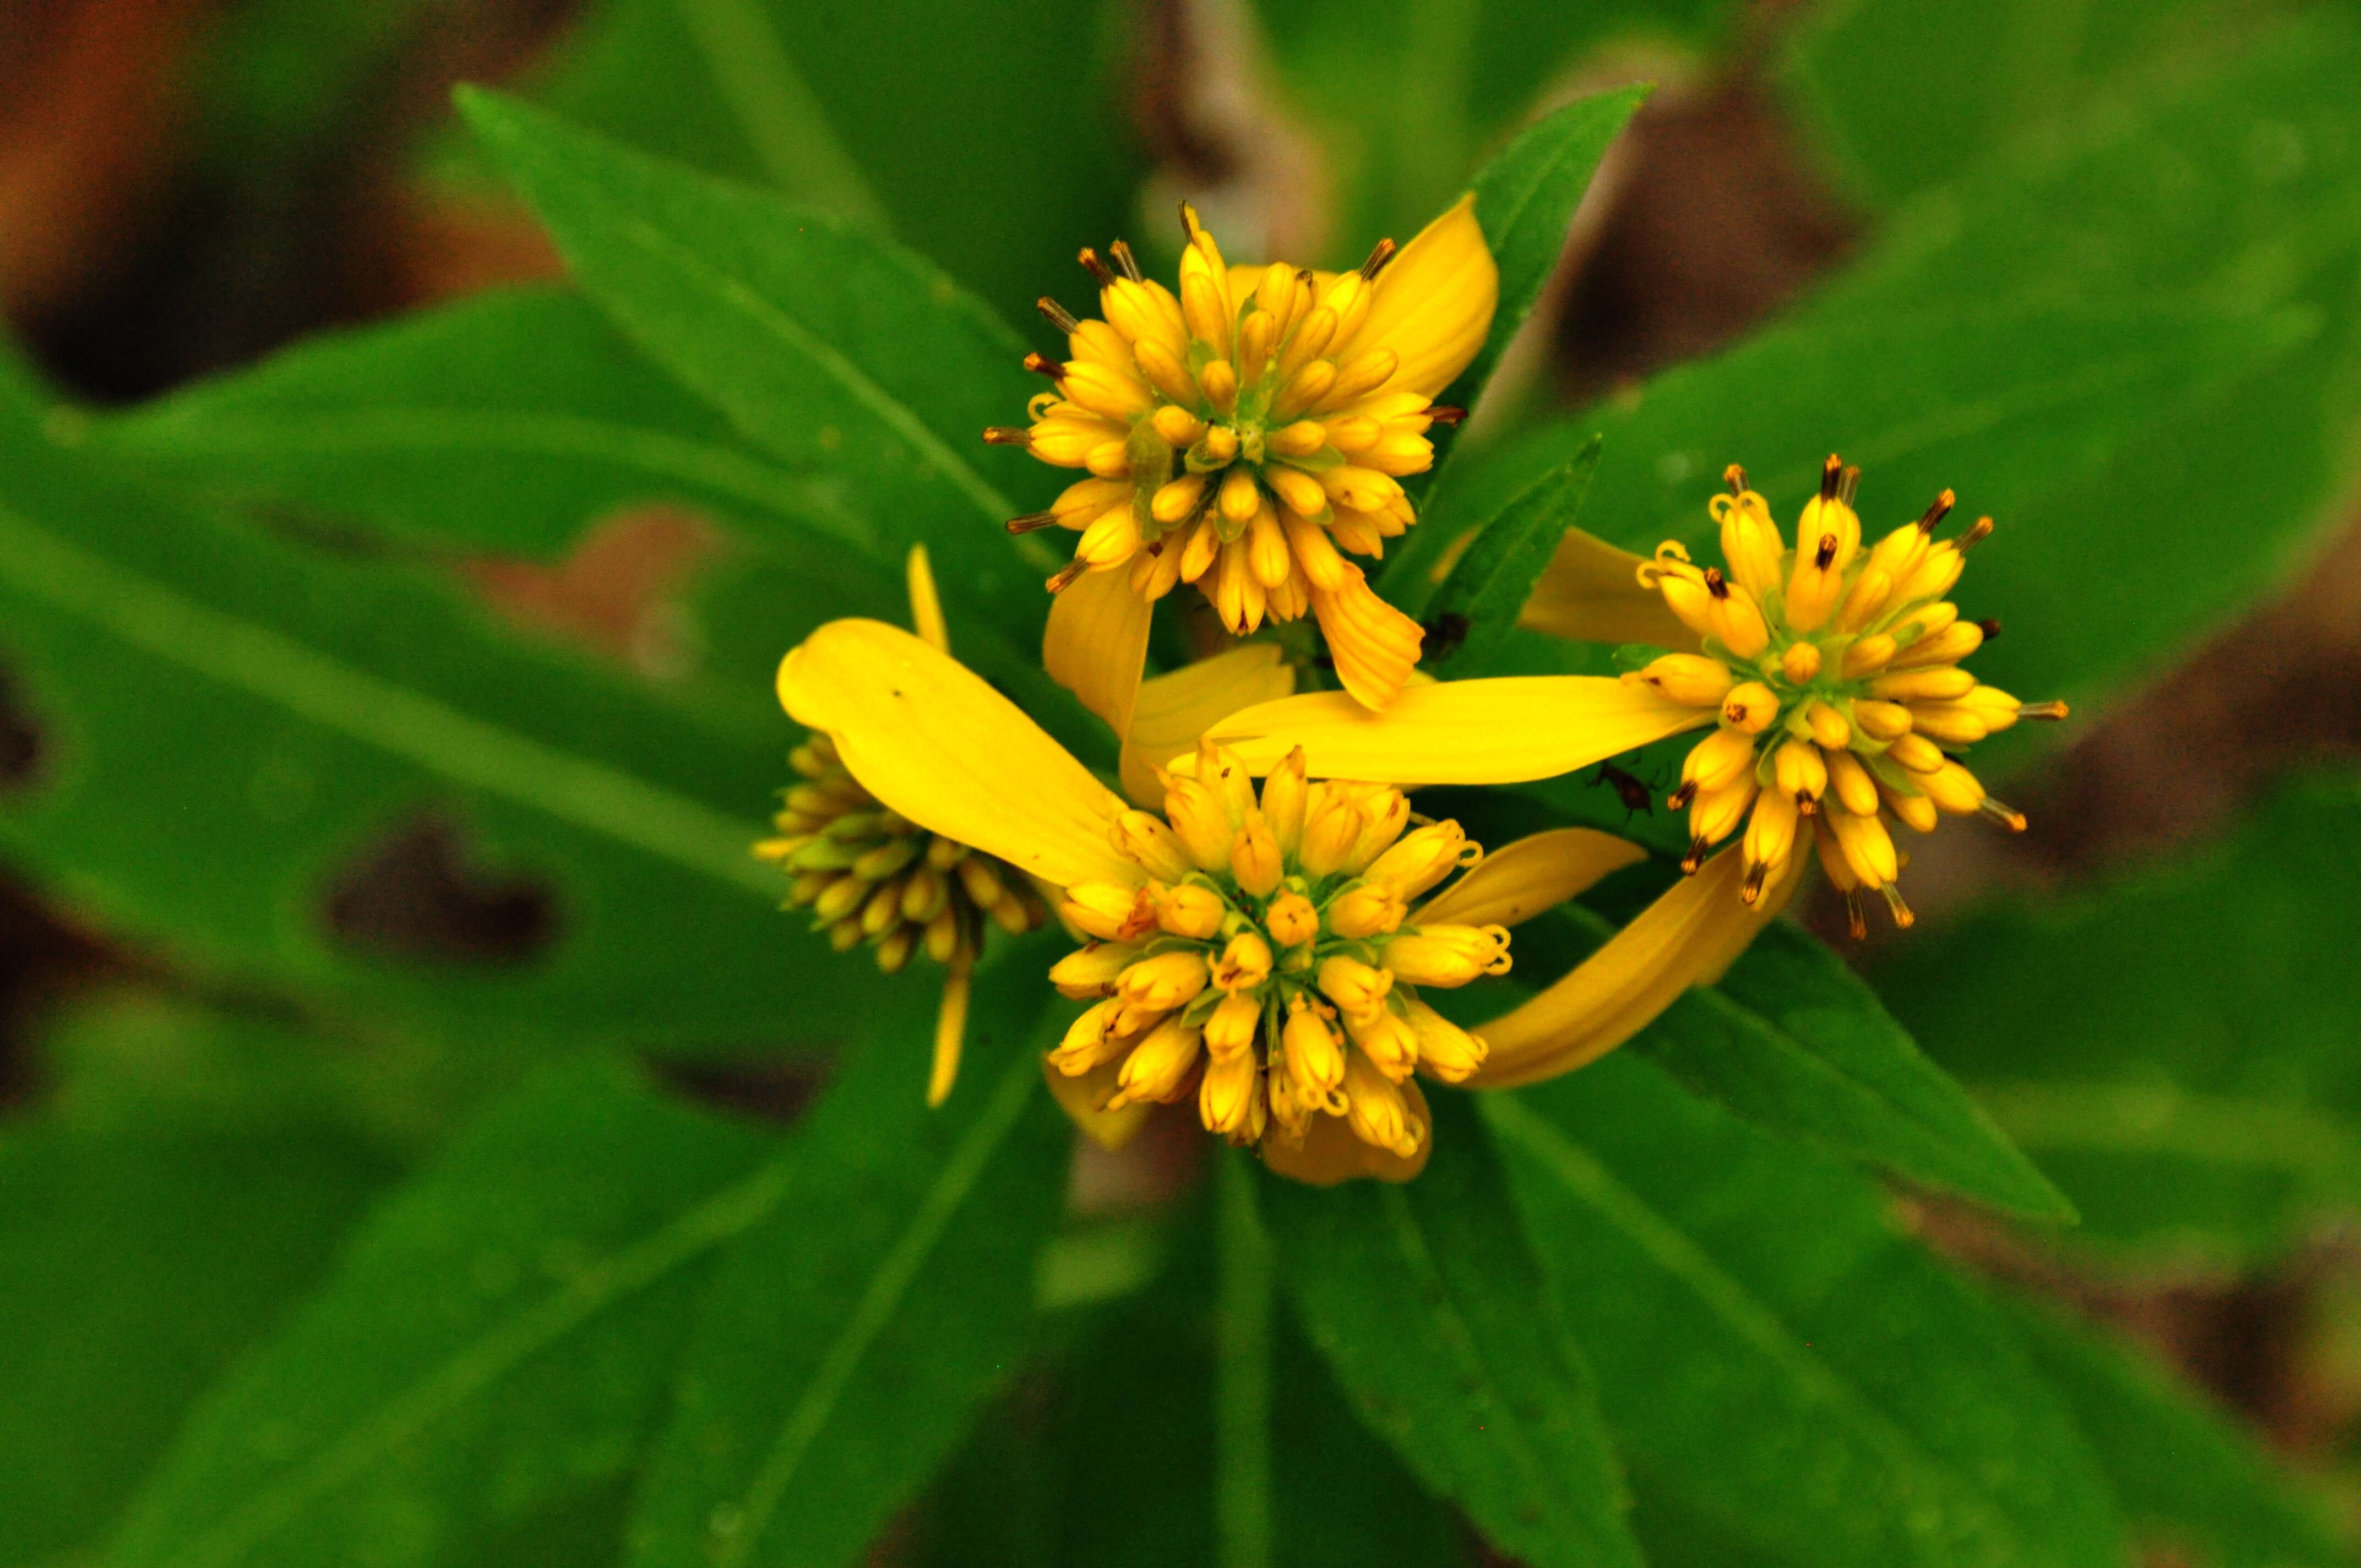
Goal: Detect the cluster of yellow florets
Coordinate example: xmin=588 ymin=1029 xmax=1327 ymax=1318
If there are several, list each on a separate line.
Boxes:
xmin=1630 ymin=457 xmax=2067 ymax=934
xmin=757 ymin=732 xmax=1048 ymax=972
xmin=984 ymin=206 xmax=1445 ymax=682
xmin=1045 ymin=745 xmax=1506 ymax=1162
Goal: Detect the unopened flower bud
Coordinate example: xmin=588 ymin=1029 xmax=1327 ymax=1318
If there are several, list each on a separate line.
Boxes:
xmin=1326 ymin=883 xmax=1408 ymax=939
xmin=1119 ymin=950 xmax=1210 ymax=1011
xmin=1265 ymin=891 xmax=1319 ymax=949
xmin=1380 ymin=924 xmax=1511 ymax=986
xmin=1345 ymin=1004 xmax=1419 ymax=1081
xmin=1402 ymin=998 xmax=1487 ymax=1083
xmin=1151 ymin=881 xmax=1227 ymax=939
xmin=1212 ymin=930 xmax=1274 ymax=991
xmin=1316 ymin=955 xmax=1393 ymax=1012
xmin=1634 ymin=653 xmax=1735 ymax=707
xmin=1062 ymin=881 xmax=1150 ymax=941
xmin=1048 ymin=943 xmax=1134 ymax=998
xmin=1231 ymin=812 xmax=1283 ymax=896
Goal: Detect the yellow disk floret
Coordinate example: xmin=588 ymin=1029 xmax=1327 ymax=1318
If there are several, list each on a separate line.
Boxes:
xmin=1628 ymin=456 xmax=2069 ymax=934
xmin=986 ymin=198 xmax=1498 ymax=710
xmin=1047 ymin=743 xmax=1508 ymax=1168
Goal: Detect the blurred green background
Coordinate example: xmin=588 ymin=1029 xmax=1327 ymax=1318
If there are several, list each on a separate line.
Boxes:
xmin=5 ymin=1 xmax=2361 ymax=1565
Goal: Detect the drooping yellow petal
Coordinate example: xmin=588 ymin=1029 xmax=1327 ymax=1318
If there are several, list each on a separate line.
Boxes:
xmin=1042 ymin=1055 xmax=1151 ymax=1150
xmin=925 ymin=949 xmax=972 ymax=1106
xmin=1311 ymin=572 xmax=1426 ymax=710
xmin=1413 ymin=827 xmax=1647 ymax=927
xmin=1121 ymin=644 xmax=1298 ymax=808
xmin=1520 ymin=528 xmax=1698 ymax=650
xmin=1468 ymin=847 xmax=1805 ymax=1089
xmin=1045 ymin=563 xmax=1154 ymax=745
xmin=905 ymin=544 xmax=950 ymax=653
xmin=1200 ymin=676 xmax=1711 ymax=785
xmin=1343 ymin=194 xmax=1498 ymax=400
xmin=1259 ymin=1082 xmax=1434 ymax=1185
xmin=779 ymin=619 xmax=1136 ymax=888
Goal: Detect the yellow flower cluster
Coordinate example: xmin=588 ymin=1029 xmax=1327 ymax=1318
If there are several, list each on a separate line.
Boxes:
xmin=1631 ymin=458 xmax=2067 ymax=933
xmin=757 ymin=731 xmax=1048 ymax=973
xmin=1046 ymin=745 xmax=1505 ymax=1170
xmin=988 ymin=198 xmax=1497 ymax=711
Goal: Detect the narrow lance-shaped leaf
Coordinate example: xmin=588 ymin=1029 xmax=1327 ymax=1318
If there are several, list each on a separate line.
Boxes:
xmin=1872 ymin=777 xmax=2361 ymax=1261
xmin=74 ymin=286 xmax=1114 ymax=770
xmin=1487 ymin=1054 xmax=2128 ymax=1568
xmin=1652 ymin=921 xmax=2073 ymax=1222
xmin=626 ymin=949 xmax=1072 ymax=1568
xmin=0 ymin=351 xmax=882 ymax=1048
xmin=1403 ymin=434 xmax=1600 ymax=662
xmin=1258 ymin=1092 xmax=1644 ymax=1568
xmin=105 ymin=1054 xmax=782 ymax=1568
xmin=458 ymin=90 xmax=1062 ymax=645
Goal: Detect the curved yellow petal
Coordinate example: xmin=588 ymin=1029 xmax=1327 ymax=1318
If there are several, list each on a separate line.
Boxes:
xmin=1521 ymin=527 xmax=1697 ymax=650
xmin=1259 ymin=1082 xmax=1433 ymax=1185
xmin=1467 ymin=847 xmax=1807 ymax=1089
xmin=1043 ymin=1055 xmax=1151 ymax=1150
xmin=1200 ymin=676 xmax=1711 ymax=784
xmin=778 ymin=619 xmax=1136 ymax=888
xmin=1343 ymin=194 xmax=1498 ymax=400
xmin=1045 ymin=563 xmax=1154 ymax=747
xmin=905 ymin=544 xmax=950 ymax=653
xmin=1311 ymin=572 xmax=1424 ymax=710
xmin=1121 ymin=643 xmax=1297 ymax=808
xmin=1414 ymin=827 xmax=1647 ymax=928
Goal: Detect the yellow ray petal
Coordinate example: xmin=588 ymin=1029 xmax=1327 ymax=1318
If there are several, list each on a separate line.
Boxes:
xmin=1043 ymin=1055 xmax=1151 ymax=1150
xmin=1121 ymin=643 xmax=1297 ymax=808
xmin=1200 ymin=676 xmax=1711 ymax=784
xmin=1414 ymin=827 xmax=1647 ymax=928
xmin=1467 ymin=847 xmax=1806 ymax=1089
xmin=778 ymin=618 xmax=1136 ymax=888
xmin=1045 ymin=563 xmax=1154 ymax=744
xmin=1342 ymin=194 xmax=1498 ymax=400
xmin=1521 ymin=527 xmax=1697 ymax=649
xmin=924 ymin=949 xmax=972 ymax=1106
xmin=905 ymin=544 xmax=950 ymax=653
xmin=1312 ymin=573 xmax=1424 ymax=711
xmin=1260 ymin=1083 xmax=1434 ymax=1185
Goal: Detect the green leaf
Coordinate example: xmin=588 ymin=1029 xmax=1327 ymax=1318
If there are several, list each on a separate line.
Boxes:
xmin=456 ymin=90 xmax=1060 ymax=645
xmin=104 ymin=1054 xmax=779 ymax=1568
xmin=1781 ymin=0 xmax=2313 ymax=209
xmin=81 ymin=288 xmax=879 ymax=560
xmin=1487 ymin=1053 xmax=2128 ymax=1568
xmin=1870 ymin=777 xmax=2361 ymax=1262
xmin=1648 ymin=922 xmax=2072 ymax=1221
xmin=521 ymin=0 xmax=1145 ymax=320
xmin=1996 ymin=1291 xmax=2350 ymax=1568
xmin=0 ymin=360 xmax=882 ymax=1049
xmin=624 ymin=956 xmax=1071 ymax=1568
xmin=1446 ymin=88 xmax=1649 ymax=421
xmin=1259 ymin=1092 xmax=1643 ymax=1568
xmin=1406 ymin=435 xmax=1601 ymax=669
xmin=0 ymin=1070 xmax=396 ymax=1567
xmin=74 ymin=288 xmax=1110 ymax=774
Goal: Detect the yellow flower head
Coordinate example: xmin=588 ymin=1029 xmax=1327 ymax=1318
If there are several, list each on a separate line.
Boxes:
xmin=1049 ymin=741 xmax=1511 ymax=1179
xmin=986 ymin=197 xmax=1498 ymax=711
xmin=776 ymin=614 xmax=1639 ymax=1183
xmin=757 ymin=548 xmax=1048 ymax=1104
xmin=1630 ymin=456 xmax=2069 ymax=934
